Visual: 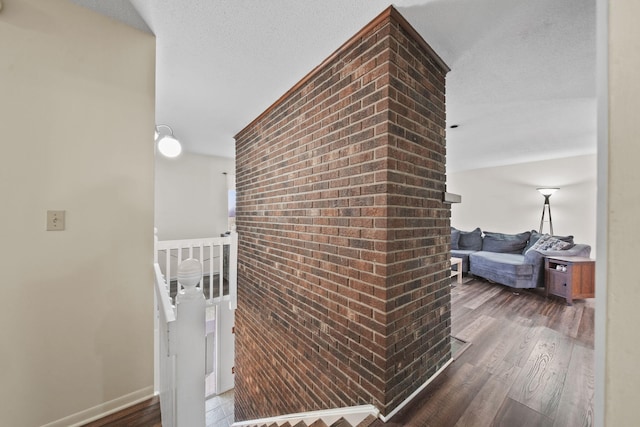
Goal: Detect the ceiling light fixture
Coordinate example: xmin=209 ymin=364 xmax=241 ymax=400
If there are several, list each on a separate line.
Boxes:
xmin=155 ymin=124 xmax=182 ymax=158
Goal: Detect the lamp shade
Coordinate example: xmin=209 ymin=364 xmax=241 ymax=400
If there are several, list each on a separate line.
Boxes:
xmin=537 ymin=187 xmax=559 ymax=196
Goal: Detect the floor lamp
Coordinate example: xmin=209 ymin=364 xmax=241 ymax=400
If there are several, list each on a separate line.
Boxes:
xmin=537 ymin=187 xmax=559 ymax=234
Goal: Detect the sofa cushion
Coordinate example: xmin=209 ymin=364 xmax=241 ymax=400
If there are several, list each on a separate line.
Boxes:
xmin=482 ymin=231 xmax=531 ymax=254
xmin=456 ymin=227 xmax=483 ymax=251
xmin=451 ymin=229 xmax=460 ymax=250
xmin=469 ymin=251 xmax=534 ymax=288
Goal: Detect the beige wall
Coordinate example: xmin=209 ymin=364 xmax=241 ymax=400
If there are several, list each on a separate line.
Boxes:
xmin=155 ymin=153 xmax=234 ymax=241
xmin=447 ymin=154 xmax=597 ymax=252
xmin=0 ymin=1 xmax=155 ymax=426
xmin=605 ymin=0 xmax=640 ymax=425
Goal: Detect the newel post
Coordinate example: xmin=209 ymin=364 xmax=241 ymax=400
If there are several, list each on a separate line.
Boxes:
xmin=175 ymin=258 xmax=206 ymax=427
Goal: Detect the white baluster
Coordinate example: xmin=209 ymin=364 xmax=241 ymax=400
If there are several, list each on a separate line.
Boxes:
xmin=199 ymin=241 xmax=204 ymax=291
xmin=165 ymin=249 xmax=171 ymax=295
xmin=218 ymin=243 xmax=224 ymax=299
xmin=177 ymin=248 xmax=183 ymax=292
xmin=154 ymin=227 xmax=158 ymax=263
xmin=208 ymin=242 xmax=214 ymax=301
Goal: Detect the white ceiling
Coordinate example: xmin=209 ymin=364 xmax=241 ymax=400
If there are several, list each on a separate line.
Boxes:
xmin=70 ymin=0 xmax=596 ymax=172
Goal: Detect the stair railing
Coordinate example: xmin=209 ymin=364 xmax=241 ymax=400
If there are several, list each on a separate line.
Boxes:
xmin=154 ymin=258 xmax=207 ymax=427
xmin=154 ymin=228 xmax=238 ymax=309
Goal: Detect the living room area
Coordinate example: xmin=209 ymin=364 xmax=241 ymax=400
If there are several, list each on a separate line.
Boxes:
xmin=420 ymin=154 xmax=598 ymax=425
xmin=448 ymin=154 xmax=596 ymax=261
xmin=431 ymin=148 xmax=597 ymax=425
xmin=448 ymin=154 xmax=596 ymax=295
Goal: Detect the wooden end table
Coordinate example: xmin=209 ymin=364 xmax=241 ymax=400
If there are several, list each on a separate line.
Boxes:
xmin=544 ymin=256 xmax=595 ymax=305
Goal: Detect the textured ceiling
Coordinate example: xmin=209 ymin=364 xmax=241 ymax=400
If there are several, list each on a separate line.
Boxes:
xmin=70 ymin=0 xmax=596 ymax=172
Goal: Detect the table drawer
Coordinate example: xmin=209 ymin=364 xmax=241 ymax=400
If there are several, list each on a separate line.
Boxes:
xmin=548 ymin=272 xmax=567 ymax=297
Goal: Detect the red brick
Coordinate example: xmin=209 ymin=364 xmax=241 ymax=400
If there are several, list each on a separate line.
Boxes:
xmin=234 ymin=6 xmax=450 ymax=422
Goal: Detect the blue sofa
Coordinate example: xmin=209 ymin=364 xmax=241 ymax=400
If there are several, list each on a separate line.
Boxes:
xmin=451 ymin=227 xmax=591 ymax=289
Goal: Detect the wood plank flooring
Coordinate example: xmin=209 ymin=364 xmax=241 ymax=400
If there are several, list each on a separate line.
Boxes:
xmin=82 ymin=396 xmax=161 ymax=427
xmin=86 ymin=277 xmax=594 ymax=427
xmin=82 ymin=389 xmax=235 ymax=427
xmin=374 ymin=278 xmax=595 ymax=427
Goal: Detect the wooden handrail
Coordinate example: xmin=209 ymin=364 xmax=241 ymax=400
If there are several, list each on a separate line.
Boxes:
xmin=154 ymin=263 xmax=176 ymax=323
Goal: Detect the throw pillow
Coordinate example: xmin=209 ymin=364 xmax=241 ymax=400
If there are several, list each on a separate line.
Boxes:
xmin=457 ymin=227 xmax=483 ymax=251
xmin=522 ymin=230 xmax=543 ymax=253
xmin=451 ymin=228 xmax=460 ymax=250
xmin=482 ymin=231 xmax=531 ymax=254
xmin=523 ymin=231 xmax=574 ymax=253
xmin=553 ymin=234 xmax=575 ymax=244
xmin=527 ymin=234 xmax=574 ymax=252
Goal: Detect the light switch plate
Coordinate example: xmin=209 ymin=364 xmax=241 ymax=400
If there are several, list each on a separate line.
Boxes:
xmin=47 ymin=210 xmax=65 ymax=231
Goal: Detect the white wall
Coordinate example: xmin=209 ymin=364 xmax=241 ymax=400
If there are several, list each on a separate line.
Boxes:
xmin=605 ymin=0 xmax=640 ymax=424
xmin=447 ymin=154 xmax=597 ymax=252
xmin=155 ymin=153 xmax=234 ymax=240
xmin=0 ymin=1 xmax=155 ymax=426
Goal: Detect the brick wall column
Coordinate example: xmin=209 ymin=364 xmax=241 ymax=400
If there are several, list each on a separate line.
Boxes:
xmin=234 ymin=6 xmax=450 ymax=420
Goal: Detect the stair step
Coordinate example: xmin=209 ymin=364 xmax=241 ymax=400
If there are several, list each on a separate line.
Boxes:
xmin=356 ymin=415 xmax=381 ymax=427
xmin=244 ymin=411 xmax=380 ymax=427
xmin=330 ymin=417 xmax=352 ymax=427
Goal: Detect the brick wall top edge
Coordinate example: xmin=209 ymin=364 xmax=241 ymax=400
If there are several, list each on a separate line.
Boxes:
xmin=235 ymin=5 xmax=448 ymax=141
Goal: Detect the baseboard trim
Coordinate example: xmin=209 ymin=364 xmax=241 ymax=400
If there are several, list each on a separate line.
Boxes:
xmin=41 ymin=386 xmax=155 ymax=427
xmin=232 ymin=404 xmax=379 ymax=427
xmin=379 ymin=357 xmax=453 ymax=422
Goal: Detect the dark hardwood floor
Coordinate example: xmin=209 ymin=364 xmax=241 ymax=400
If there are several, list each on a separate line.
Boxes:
xmin=82 ymin=396 xmax=161 ymax=427
xmin=88 ymin=277 xmax=594 ymax=427
xmin=374 ymin=277 xmax=595 ymax=427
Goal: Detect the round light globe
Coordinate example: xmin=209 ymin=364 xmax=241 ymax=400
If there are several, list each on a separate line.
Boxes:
xmin=158 ymin=135 xmax=182 ymax=158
